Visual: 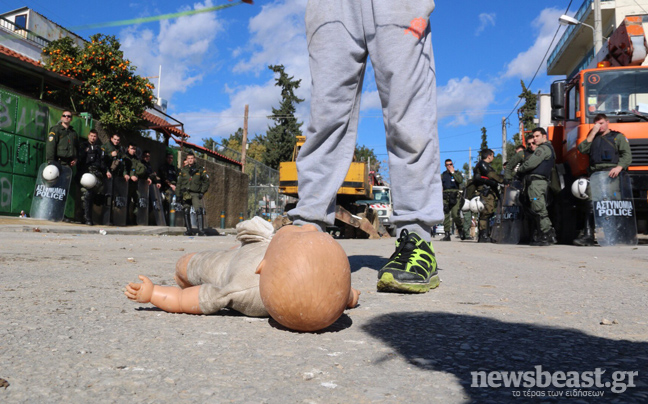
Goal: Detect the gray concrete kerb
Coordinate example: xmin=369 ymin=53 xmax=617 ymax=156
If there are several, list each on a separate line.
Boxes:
xmin=0 ymin=216 xmax=237 ymax=236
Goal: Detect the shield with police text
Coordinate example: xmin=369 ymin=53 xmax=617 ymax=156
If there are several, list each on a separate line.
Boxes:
xmin=149 ymin=184 xmax=166 ymax=226
xmin=30 ymin=163 xmax=72 ymax=222
xmin=112 ymin=176 xmax=128 ymax=226
xmin=492 ymin=180 xmax=524 ymax=244
xmin=590 ymin=171 xmax=637 ymax=246
xmin=136 ymin=180 xmax=150 ymax=226
xmin=93 ymin=176 xmax=113 ymax=226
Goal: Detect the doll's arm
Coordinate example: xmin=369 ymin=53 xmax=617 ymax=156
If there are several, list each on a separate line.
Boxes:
xmin=125 ymin=275 xmax=203 ymax=314
xmin=347 ymin=288 xmax=360 ymax=308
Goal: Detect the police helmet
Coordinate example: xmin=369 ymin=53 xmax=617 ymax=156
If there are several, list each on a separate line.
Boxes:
xmin=80 ymin=173 xmax=98 ymax=189
xmin=461 ymin=198 xmax=471 ymax=212
xmin=42 ymin=165 xmax=60 ymax=181
xmin=469 ymin=196 xmax=484 ymax=213
xmin=571 ymin=178 xmax=589 ymax=199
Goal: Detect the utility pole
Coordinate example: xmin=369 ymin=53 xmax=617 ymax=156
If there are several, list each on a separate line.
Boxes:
xmin=594 ymin=0 xmax=603 ymax=57
xmin=501 ymin=117 xmax=507 ymax=164
xmin=468 ymin=147 xmax=472 ymax=179
xmin=241 ymin=104 xmax=249 ymax=173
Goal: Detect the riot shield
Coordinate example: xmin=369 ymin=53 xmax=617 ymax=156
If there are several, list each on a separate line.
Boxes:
xmin=491 ymin=181 xmax=524 ymax=244
xmin=136 ymin=180 xmax=150 ymax=226
xmin=149 ymin=184 xmax=166 ymax=226
xmin=591 ymin=171 xmax=638 ymax=246
xmin=30 ymin=163 xmax=73 ymax=222
xmin=92 ymin=176 xmax=113 ymax=226
xmin=112 ymin=176 xmax=129 ymax=226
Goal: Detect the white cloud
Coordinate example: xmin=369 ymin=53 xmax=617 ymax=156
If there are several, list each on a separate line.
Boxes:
xmin=475 ymin=13 xmax=496 ymax=36
xmin=233 ymin=0 xmax=309 ymax=78
xmin=437 ymin=77 xmax=496 ymax=126
xmin=120 ymin=0 xmax=224 ymax=101
xmin=504 ymin=8 xmax=564 ymax=79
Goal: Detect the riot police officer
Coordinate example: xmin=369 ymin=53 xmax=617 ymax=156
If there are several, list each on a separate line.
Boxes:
xmin=473 ymin=149 xmax=503 ymax=242
xmin=123 ymin=143 xmax=147 ymax=225
xmin=177 ymin=152 xmax=210 ymax=236
xmin=46 ymin=110 xmax=79 ymax=167
xmin=158 ymin=152 xmax=179 ymax=220
xmin=504 ymin=133 xmax=535 ymax=183
xmin=573 ymin=113 xmax=632 ymax=246
xmin=440 ymin=159 xmax=466 ymax=241
xmin=78 ymin=129 xmax=110 ymax=225
xmin=517 ymin=127 xmax=556 ymax=246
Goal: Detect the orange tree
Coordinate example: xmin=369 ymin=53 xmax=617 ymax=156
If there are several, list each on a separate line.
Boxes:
xmin=42 ymin=33 xmax=155 ymax=133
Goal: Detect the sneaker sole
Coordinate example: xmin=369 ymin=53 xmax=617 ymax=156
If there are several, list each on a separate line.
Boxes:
xmin=377 ymin=272 xmax=440 ymax=294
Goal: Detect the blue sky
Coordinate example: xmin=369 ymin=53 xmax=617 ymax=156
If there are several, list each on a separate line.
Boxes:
xmin=3 ymin=0 xmax=574 ymax=177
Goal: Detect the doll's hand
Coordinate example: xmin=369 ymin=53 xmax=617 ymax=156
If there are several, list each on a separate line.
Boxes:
xmin=125 ymin=275 xmax=154 ymax=303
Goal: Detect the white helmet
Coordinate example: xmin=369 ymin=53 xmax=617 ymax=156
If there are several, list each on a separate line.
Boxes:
xmin=469 ymin=196 xmax=484 ymax=213
xmin=42 ymin=164 xmax=59 ymax=181
xmin=461 ymin=198 xmax=471 ymax=212
xmin=80 ymin=173 xmax=98 ymax=189
xmin=571 ymin=178 xmax=589 ymax=199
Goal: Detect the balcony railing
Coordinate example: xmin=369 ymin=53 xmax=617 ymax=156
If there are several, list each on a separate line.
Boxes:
xmin=547 ymin=0 xmax=613 ymax=70
xmin=0 ymin=16 xmax=50 ymax=48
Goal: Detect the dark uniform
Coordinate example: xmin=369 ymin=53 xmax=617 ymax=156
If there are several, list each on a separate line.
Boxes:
xmin=46 ymin=123 xmax=79 ymax=165
xmin=518 ymin=141 xmax=556 ymax=245
xmin=574 ymin=130 xmax=632 ymax=245
xmin=473 ymin=160 xmax=503 ymax=242
xmin=177 ymin=160 xmax=210 ymax=235
xmin=123 ymin=153 xmax=147 ymax=224
xmin=441 ymin=170 xmax=465 ymax=240
xmin=504 ymin=147 xmax=533 ymax=183
xmin=158 ymin=161 xmax=179 ymax=219
xmin=78 ymin=140 xmax=107 ymax=225
xmin=101 ymin=141 xmax=126 ymax=177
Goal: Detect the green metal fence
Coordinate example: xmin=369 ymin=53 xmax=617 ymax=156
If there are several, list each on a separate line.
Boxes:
xmin=0 ymin=86 xmax=93 ymax=215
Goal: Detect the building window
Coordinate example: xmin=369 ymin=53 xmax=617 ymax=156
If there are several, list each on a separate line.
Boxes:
xmin=14 ymin=14 xmax=27 ymax=30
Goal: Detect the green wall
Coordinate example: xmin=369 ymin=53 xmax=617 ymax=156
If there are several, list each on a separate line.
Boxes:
xmin=0 ymin=87 xmax=93 ymax=216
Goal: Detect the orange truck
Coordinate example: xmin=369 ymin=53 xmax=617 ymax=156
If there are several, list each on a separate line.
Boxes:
xmin=546 ymin=15 xmax=648 ymax=241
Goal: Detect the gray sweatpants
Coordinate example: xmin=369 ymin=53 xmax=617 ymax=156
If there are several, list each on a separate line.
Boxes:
xmin=289 ymin=0 xmax=442 ymax=242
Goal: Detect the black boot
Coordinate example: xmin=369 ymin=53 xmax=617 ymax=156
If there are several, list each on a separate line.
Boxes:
xmin=573 ymin=213 xmax=595 ymax=246
xmin=83 ymin=196 xmax=93 ymax=226
xmin=441 ymin=231 xmax=451 ymax=241
xmin=477 ymin=229 xmax=490 ymax=243
xmin=197 ymin=212 xmax=206 ymax=236
xmin=458 ymin=227 xmax=467 ymax=240
xmin=183 ymin=210 xmax=194 ymax=236
xmin=530 ymin=231 xmax=551 ymax=246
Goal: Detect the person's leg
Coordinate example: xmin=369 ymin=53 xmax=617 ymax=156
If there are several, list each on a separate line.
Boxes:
xmin=365 ymin=1 xmax=440 ymax=293
xmin=442 ymin=194 xmax=451 ymax=241
xmin=366 ymin=0 xmax=441 ymax=242
xmin=288 ymin=0 xmax=368 ymax=231
xmin=451 ymin=197 xmax=465 ymax=239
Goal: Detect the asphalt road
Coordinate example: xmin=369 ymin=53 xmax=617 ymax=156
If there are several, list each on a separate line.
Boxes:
xmin=1 ymin=230 xmax=647 ymax=403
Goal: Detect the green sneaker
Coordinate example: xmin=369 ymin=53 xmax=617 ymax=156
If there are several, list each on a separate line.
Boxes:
xmin=377 ymin=229 xmax=439 ymax=293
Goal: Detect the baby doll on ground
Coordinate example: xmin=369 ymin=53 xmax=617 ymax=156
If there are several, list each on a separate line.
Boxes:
xmin=125 ymin=217 xmax=360 ymax=331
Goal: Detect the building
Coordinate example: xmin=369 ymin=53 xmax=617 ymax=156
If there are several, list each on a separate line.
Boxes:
xmin=547 ymin=0 xmax=648 ymax=78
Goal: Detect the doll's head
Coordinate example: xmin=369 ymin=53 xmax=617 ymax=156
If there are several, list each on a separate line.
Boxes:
xmin=255 ymin=225 xmax=353 ymax=332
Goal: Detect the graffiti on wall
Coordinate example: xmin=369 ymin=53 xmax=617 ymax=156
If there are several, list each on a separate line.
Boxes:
xmin=0 ymin=176 xmax=11 ymax=210
xmin=0 ymin=95 xmax=15 ymax=131
xmin=15 ymin=104 xmax=48 ymax=141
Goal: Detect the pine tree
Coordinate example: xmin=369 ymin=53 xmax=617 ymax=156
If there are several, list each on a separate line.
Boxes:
xmin=518 ymin=80 xmax=538 ymax=133
xmin=480 ymin=127 xmax=488 ymax=151
xmin=262 ymin=65 xmax=304 ymax=169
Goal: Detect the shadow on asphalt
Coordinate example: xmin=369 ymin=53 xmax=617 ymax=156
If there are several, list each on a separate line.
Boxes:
xmin=362 ymin=312 xmax=648 ymax=403
xmin=348 ymin=255 xmax=385 ymax=273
